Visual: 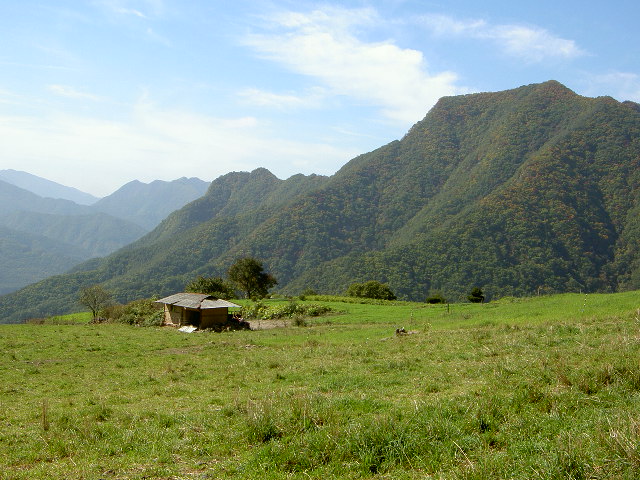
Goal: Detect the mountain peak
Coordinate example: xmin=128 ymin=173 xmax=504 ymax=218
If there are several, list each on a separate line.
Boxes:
xmin=0 ymin=169 xmax=100 ymax=205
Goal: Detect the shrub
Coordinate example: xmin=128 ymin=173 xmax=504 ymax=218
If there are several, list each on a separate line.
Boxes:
xmin=347 ymin=281 xmax=396 ymax=300
xmin=468 ymin=287 xmax=485 ymax=303
xmin=426 ymin=292 xmax=446 ymax=304
xmin=299 ymin=288 xmax=318 ymax=301
xmin=241 ymin=301 xmax=332 ymax=320
xmin=103 ymin=298 xmax=163 ymax=326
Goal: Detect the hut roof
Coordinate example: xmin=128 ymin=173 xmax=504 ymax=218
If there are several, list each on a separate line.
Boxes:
xmin=155 ymin=293 xmax=240 ymax=310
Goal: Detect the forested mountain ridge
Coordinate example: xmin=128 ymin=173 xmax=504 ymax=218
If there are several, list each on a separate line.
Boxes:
xmin=2 ymin=80 xmax=640 ymax=322
xmin=287 ymin=83 xmax=640 ymax=298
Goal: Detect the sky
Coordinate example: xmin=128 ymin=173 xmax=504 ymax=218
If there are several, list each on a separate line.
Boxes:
xmin=1 ymin=0 xmax=639 ymax=197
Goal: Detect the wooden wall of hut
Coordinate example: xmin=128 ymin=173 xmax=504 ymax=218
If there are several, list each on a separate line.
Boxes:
xmin=200 ymin=308 xmax=228 ymax=329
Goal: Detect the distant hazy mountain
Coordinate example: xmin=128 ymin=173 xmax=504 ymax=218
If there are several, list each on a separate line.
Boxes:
xmin=0 ymin=225 xmax=87 ymax=295
xmin=0 ymin=181 xmax=146 ymax=293
xmin=0 ymin=211 xmax=147 ymax=258
xmin=0 ymin=169 xmax=99 ymax=205
xmin=92 ymin=177 xmax=210 ymax=229
xmin=0 ymin=179 xmax=93 ymax=216
xmin=0 ymin=175 xmax=210 ymax=296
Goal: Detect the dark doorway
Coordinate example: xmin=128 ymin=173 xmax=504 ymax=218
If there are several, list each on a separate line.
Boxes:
xmin=184 ymin=309 xmax=201 ymax=327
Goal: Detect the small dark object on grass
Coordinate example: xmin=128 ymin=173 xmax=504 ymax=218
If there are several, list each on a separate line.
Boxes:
xmin=395 ymin=327 xmax=418 ymax=336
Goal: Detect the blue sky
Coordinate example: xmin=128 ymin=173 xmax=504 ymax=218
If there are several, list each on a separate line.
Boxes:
xmin=1 ymin=0 xmax=638 ymax=196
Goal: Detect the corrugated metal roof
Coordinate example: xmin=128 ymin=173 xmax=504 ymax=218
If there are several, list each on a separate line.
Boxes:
xmin=201 ymin=299 xmax=241 ymax=309
xmin=155 ymin=292 xmax=240 ymax=310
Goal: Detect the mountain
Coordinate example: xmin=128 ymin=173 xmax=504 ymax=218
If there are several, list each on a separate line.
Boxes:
xmin=0 ymin=169 xmax=328 ymax=320
xmin=92 ymin=177 xmax=210 ymax=230
xmin=0 ymin=175 xmax=210 ymax=294
xmin=0 ymin=169 xmax=99 ymax=205
xmin=2 ymin=80 xmax=640 ymax=323
xmin=0 ymin=181 xmax=146 ymax=293
xmin=0 ymin=179 xmax=93 ymax=216
xmin=0 ymin=211 xmax=147 ymax=258
xmin=0 ymin=172 xmax=210 ymax=230
xmin=0 ymin=225 xmax=87 ymax=295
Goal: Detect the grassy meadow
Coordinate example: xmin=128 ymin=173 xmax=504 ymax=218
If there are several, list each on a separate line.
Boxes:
xmin=1 ymin=292 xmax=640 ymax=479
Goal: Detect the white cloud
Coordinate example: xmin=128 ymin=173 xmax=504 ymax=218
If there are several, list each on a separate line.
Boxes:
xmin=0 ymin=96 xmax=358 ymax=196
xmin=116 ymin=7 xmax=147 ymax=18
xmin=145 ymin=27 xmax=172 ymax=46
xmin=94 ymin=0 xmax=171 ymax=45
xmin=420 ymin=14 xmax=585 ymax=63
xmin=0 ymin=88 xmax=26 ymax=106
xmin=420 ymin=14 xmax=486 ymax=36
xmin=585 ymin=72 xmax=640 ymax=102
xmin=244 ymin=7 xmax=464 ymax=125
xmin=238 ymin=87 xmax=327 ymax=110
xmin=491 ymin=25 xmax=584 ymax=62
xmin=97 ymin=0 xmax=164 ymax=18
xmin=47 ymin=85 xmax=103 ymax=101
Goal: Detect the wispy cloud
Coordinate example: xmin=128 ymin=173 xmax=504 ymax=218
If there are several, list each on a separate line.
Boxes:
xmin=96 ymin=0 xmax=164 ymax=18
xmin=47 ymin=85 xmax=103 ymax=101
xmin=420 ymin=14 xmax=585 ymax=63
xmin=0 ymin=96 xmax=358 ymax=195
xmin=492 ymin=25 xmax=584 ymax=62
xmin=238 ymin=87 xmax=327 ymax=110
xmin=94 ymin=0 xmax=171 ymax=46
xmin=0 ymin=61 xmax=76 ymax=71
xmin=419 ymin=15 xmax=487 ymax=36
xmin=118 ymin=7 xmax=146 ymax=18
xmin=145 ymin=27 xmax=172 ymax=46
xmin=244 ymin=7 xmax=465 ymax=125
xmin=585 ymin=72 xmax=640 ymax=102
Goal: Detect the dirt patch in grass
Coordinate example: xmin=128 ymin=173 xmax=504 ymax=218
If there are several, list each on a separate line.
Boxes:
xmin=247 ymin=319 xmax=291 ymax=330
xmin=157 ymin=344 xmax=206 ymax=355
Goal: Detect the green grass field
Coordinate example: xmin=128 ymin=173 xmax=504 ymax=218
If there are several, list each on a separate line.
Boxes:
xmin=1 ymin=292 xmax=640 ymax=479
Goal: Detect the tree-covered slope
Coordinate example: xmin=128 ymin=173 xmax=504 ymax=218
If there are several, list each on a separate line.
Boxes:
xmin=2 ymin=80 xmax=640 ymax=322
xmin=288 ymin=84 xmax=640 ymax=299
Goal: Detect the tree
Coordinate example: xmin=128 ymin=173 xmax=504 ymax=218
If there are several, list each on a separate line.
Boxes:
xmin=185 ymin=275 xmax=236 ymax=298
xmin=227 ymin=257 xmax=277 ymax=299
xmin=468 ymin=287 xmax=485 ymax=303
xmin=78 ymin=285 xmax=113 ymax=320
xmin=346 ymin=280 xmax=396 ymax=300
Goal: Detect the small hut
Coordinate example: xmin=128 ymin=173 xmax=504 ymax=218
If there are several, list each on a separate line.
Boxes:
xmin=155 ymin=293 xmax=243 ymax=330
